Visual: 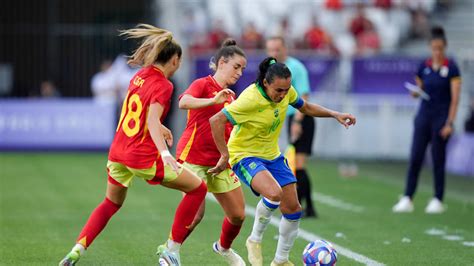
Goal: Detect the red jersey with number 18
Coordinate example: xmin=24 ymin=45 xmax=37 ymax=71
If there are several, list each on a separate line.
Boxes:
xmin=108 ymin=66 xmax=173 ymax=169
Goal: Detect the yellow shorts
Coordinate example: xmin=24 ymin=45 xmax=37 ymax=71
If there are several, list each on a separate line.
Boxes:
xmin=107 ymin=160 xmax=182 ymax=187
xmin=183 ymin=162 xmax=240 ymax=193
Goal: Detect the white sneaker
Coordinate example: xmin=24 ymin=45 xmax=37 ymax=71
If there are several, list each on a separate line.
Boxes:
xmin=270 ymin=259 xmax=294 ymax=266
xmin=425 ymin=198 xmax=445 ymax=214
xmin=59 ymin=250 xmax=80 ymax=266
xmin=245 ymin=237 xmax=263 ymax=266
xmin=157 ymin=244 xmax=180 ymax=266
xmin=213 ymin=241 xmax=246 ymax=266
xmin=392 ymin=196 xmax=414 ymax=213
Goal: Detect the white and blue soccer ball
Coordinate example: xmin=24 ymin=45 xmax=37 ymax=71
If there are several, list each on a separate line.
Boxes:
xmin=302 ymin=239 xmax=338 ymax=266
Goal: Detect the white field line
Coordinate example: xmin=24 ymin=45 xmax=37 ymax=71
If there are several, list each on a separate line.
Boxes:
xmin=312 ymin=192 xmax=365 ymax=213
xmin=206 ymin=194 xmax=385 ymax=266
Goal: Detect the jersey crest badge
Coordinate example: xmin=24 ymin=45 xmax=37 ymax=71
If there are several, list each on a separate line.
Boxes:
xmin=249 ymin=162 xmax=257 ymax=170
xmin=440 ymin=66 xmax=449 ymax=77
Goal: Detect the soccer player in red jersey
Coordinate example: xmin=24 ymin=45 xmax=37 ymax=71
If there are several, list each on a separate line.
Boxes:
xmin=59 ymin=24 xmax=207 ymax=266
xmin=176 ymin=39 xmax=247 ymax=266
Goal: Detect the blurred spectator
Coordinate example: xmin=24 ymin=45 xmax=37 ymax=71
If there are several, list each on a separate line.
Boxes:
xmin=303 ymin=19 xmax=327 ymax=49
xmin=436 ymin=0 xmax=454 ymax=12
xmin=91 ymin=56 xmax=138 ymax=104
xmin=400 ymin=0 xmax=432 ymax=39
xmin=355 ymin=22 xmax=381 ymax=55
xmin=91 ymin=59 xmax=118 ymax=104
xmin=402 ymin=0 xmax=436 ymax=14
xmin=374 ymin=0 xmax=392 ymax=10
xmin=349 ymin=3 xmax=374 ymax=38
xmin=91 ymin=55 xmax=138 ymax=125
xmin=410 ymin=7 xmax=430 ymax=39
xmin=325 ymin=0 xmax=343 ymax=10
xmin=40 ymin=80 xmax=61 ymax=98
xmin=240 ymin=22 xmax=264 ymax=49
xmin=190 ymin=34 xmax=213 ymax=53
xmin=181 ymin=9 xmax=206 ymax=45
xmin=111 ymin=55 xmax=139 ymax=102
xmin=302 ymin=18 xmax=339 ymax=55
xmin=207 ymin=19 xmax=230 ymax=49
xmin=181 ymin=8 xmax=208 ymax=54
xmin=272 ymin=17 xmax=293 ymax=48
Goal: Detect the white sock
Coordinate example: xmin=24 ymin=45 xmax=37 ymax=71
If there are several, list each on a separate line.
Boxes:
xmin=72 ymin=243 xmax=86 ymax=256
xmin=217 ymin=241 xmax=229 ymax=252
xmin=249 ymin=198 xmax=279 ymax=242
xmin=167 ymin=239 xmax=181 ymax=253
xmin=274 ymin=216 xmax=300 ymax=263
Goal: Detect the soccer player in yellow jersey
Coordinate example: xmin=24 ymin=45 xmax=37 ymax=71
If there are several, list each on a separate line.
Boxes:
xmin=209 ymin=57 xmax=356 ymax=266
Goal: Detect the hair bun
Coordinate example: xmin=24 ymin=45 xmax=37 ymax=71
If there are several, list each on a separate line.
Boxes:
xmin=221 ymin=38 xmax=237 ymax=47
xmin=431 ymin=26 xmax=445 ymax=38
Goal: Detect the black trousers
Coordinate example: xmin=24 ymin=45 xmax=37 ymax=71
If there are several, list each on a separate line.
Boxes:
xmin=288 ymin=114 xmax=317 ymax=216
xmin=287 ymin=115 xmax=315 ymax=154
xmin=404 ymin=112 xmax=449 ymax=201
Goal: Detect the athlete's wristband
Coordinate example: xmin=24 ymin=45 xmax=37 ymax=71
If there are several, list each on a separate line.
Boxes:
xmin=161 ymin=150 xmax=172 ymax=157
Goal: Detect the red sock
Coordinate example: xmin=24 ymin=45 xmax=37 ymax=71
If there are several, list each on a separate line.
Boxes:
xmin=182 ymin=202 xmax=205 ymax=242
xmin=76 ymin=197 xmax=121 ymax=248
xmin=170 ymin=181 xmax=207 ymax=243
xmin=219 ymin=217 xmax=242 ymax=249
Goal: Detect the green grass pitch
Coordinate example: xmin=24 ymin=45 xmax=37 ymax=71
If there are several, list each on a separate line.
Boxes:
xmin=1 ymin=153 xmax=473 ymax=265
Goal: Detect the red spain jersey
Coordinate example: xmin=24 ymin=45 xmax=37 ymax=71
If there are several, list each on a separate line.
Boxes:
xmin=108 ymin=66 xmax=173 ymax=169
xmin=176 ymin=76 xmax=234 ymax=166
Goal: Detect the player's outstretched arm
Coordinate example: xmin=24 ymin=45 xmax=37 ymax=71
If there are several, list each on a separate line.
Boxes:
xmin=179 ymin=89 xmax=235 ymax=109
xmin=299 ymin=101 xmax=356 ymax=129
xmin=208 ymin=111 xmax=230 ymax=175
xmin=148 ymin=103 xmax=180 ymax=173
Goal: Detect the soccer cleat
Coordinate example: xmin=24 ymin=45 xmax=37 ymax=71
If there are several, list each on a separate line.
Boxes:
xmin=270 ymin=259 xmax=294 ymax=266
xmin=212 ymin=241 xmax=246 ymax=266
xmin=392 ymin=196 xmax=414 ymax=213
xmin=425 ymin=198 xmax=445 ymax=214
xmin=157 ymin=244 xmax=181 ymax=266
xmin=245 ymin=238 xmax=263 ymax=266
xmin=59 ymin=250 xmax=80 ymax=266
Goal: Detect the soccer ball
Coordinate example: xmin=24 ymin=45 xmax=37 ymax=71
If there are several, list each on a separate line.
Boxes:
xmin=302 ymin=239 xmax=337 ymax=266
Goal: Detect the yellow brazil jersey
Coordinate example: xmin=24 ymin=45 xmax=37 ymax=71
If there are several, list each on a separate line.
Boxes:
xmin=222 ymin=83 xmax=304 ymax=166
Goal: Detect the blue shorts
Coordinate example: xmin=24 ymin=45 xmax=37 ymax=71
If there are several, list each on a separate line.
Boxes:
xmin=232 ymin=154 xmax=296 ymax=196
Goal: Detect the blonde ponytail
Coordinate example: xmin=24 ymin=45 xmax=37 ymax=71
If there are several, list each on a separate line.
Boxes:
xmin=120 ymin=24 xmax=182 ymax=67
